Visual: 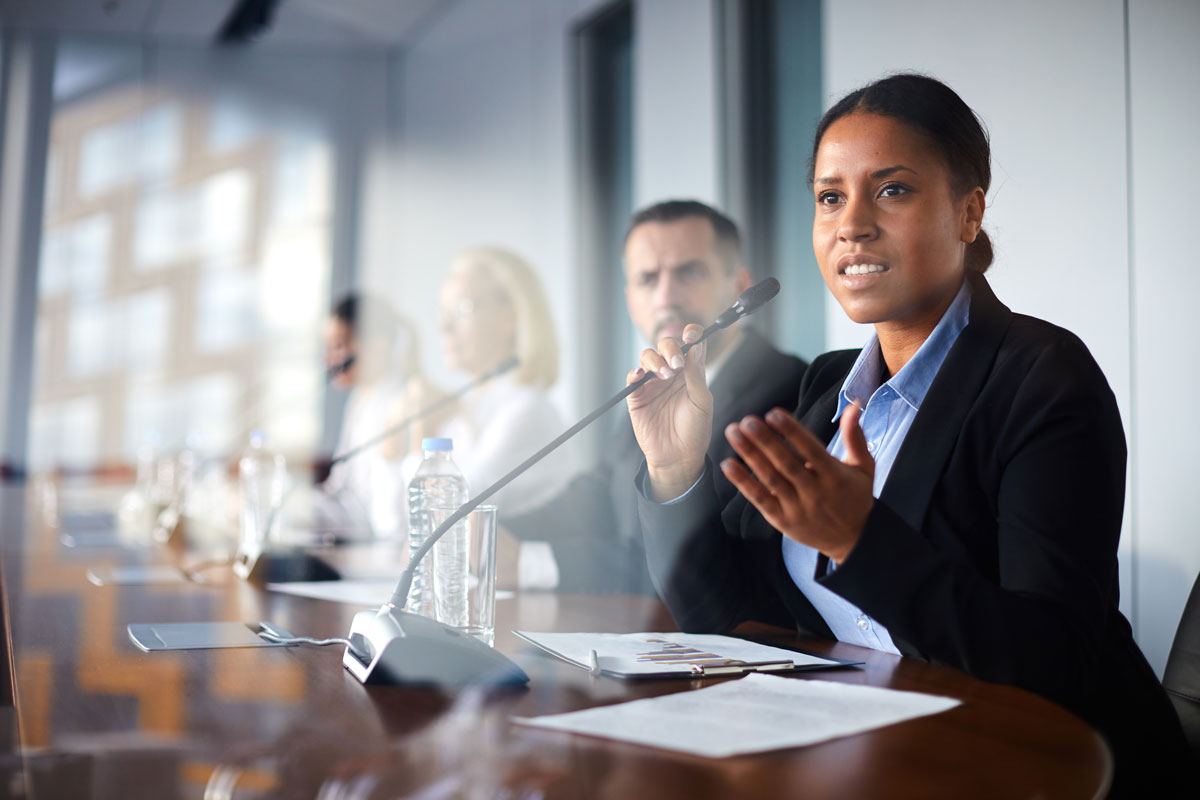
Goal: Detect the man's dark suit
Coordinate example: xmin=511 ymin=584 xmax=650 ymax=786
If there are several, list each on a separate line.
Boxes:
xmin=638 ymin=273 xmax=1186 ymax=794
xmin=504 ymin=328 xmax=806 ymax=594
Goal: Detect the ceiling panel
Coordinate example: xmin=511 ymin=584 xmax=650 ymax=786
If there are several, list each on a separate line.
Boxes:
xmin=0 ymin=0 xmax=450 ymax=48
xmin=147 ymin=0 xmax=240 ymax=40
xmin=0 ymin=0 xmax=159 ymax=36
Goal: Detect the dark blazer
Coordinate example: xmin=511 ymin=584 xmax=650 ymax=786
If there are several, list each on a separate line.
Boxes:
xmin=638 ymin=273 xmax=1186 ymax=794
xmin=505 ymin=328 xmax=806 ymax=594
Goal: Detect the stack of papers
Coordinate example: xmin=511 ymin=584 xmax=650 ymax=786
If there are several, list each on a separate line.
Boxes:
xmin=514 ymin=631 xmax=852 ymax=678
xmin=515 ymin=672 xmax=961 ymax=757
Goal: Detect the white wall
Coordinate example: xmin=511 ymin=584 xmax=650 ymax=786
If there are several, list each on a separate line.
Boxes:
xmin=823 ymin=0 xmax=1199 ymax=674
xmin=361 ymin=0 xmax=592 ymax=420
xmin=1128 ymin=0 xmax=1200 ymax=674
xmin=633 ymin=0 xmax=720 ymax=206
xmin=362 ymin=0 xmax=726 ymax=421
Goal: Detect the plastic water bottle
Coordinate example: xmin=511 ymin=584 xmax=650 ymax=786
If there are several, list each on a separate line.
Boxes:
xmin=238 ymin=430 xmax=287 ymax=556
xmin=406 ymin=438 xmax=469 ymax=618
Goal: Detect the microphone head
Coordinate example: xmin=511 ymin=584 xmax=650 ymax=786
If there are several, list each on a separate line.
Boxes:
xmin=714 ymin=278 xmax=781 ymax=328
xmin=737 ymin=278 xmax=780 ymax=315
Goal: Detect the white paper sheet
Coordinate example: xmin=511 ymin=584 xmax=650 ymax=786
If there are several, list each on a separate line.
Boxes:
xmin=514 ymin=631 xmax=845 ymax=676
xmin=267 ymin=579 xmax=514 ymax=606
xmin=266 ymin=579 xmax=400 ymax=606
xmin=514 ymin=672 xmax=960 ymax=757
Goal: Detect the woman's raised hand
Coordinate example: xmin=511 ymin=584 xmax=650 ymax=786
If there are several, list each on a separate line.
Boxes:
xmin=720 ymin=402 xmax=876 ymax=563
xmin=626 ymin=324 xmax=712 ymax=502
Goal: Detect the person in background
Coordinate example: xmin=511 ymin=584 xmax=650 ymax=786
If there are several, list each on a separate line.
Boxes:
xmin=629 ymin=74 xmax=1186 ymax=794
xmin=423 ymin=246 xmax=569 ymax=587
xmin=502 ymin=201 xmax=808 ymax=594
xmin=321 ymin=292 xmax=434 ymax=541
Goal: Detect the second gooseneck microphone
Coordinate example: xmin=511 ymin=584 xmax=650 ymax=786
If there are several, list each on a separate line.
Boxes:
xmin=327 ymin=355 xmax=518 ymax=470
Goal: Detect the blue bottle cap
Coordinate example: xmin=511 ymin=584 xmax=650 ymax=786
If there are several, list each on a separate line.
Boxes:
xmin=421 ymin=437 xmax=453 ymax=452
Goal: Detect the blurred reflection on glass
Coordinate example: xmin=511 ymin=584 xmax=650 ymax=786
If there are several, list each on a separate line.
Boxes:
xmin=30 ymin=43 xmax=334 ymax=480
xmin=432 ymin=248 xmax=569 ymax=515
xmin=319 ymin=293 xmax=437 ymax=542
xmin=414 ymin=248 xmax=569 ymax=588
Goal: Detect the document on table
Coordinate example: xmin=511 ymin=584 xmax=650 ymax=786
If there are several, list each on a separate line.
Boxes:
xmin=267 ymin=579 xmax=400 ymax=606
xmin=514 ymin=630 xmax=854 ymax=678
xmin=514 ymin=672 xmax=961 ymax=758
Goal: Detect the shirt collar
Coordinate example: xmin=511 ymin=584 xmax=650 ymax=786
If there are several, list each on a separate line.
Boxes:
xmin=704 ymin=329 xmax=745 ymax=385
xmin=833 ymin=279 xmax=973 ymax=421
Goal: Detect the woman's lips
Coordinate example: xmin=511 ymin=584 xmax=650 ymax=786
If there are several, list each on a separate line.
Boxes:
xmin=841 ymin=263 xmax=889 ymax=276
xmin=837 ymin=262 xmax=890 ymax=288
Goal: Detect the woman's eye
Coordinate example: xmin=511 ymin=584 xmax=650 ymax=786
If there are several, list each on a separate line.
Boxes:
xmin=817 ymin=192 xmax=841 ymax=205
xmin=879 ymin=183 xmax=909 ymax=198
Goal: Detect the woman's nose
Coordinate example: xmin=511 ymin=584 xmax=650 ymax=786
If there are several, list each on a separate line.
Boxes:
xmin=837 ymin=196 xmax=879 ymax=242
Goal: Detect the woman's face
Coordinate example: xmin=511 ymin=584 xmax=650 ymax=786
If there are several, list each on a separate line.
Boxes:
xmin=812 ymin=112 xmax=984 ymax=331
xmin=324 ymin=317 xmax=357 ymax=391
xmin=438 ymin=270 xmax=516 ymax=378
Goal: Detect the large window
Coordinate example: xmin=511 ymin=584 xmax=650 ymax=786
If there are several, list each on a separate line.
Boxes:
xmin=29 ymin=42 xmax=334 ymax=471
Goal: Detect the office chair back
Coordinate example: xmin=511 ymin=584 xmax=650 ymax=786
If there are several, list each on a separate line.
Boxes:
xmin=1164 ymin=571 xmax=1200 ymax=758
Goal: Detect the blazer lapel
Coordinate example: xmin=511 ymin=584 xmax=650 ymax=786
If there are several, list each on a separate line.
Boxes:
xmin=878 ymin=272 xmax=1012 ymax=530
xmin=798 ymin=381 xmax=841 ymax=444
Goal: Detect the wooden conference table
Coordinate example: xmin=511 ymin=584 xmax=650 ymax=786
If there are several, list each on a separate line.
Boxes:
xmin=0 ymin=483 xmax=1111 ymax=799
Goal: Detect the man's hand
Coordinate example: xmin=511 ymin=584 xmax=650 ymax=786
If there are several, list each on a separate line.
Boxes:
xmin=720 ymin=403 xmax=875 ymax=563
xmin=626 ymin=325 xmax=712 ymax=501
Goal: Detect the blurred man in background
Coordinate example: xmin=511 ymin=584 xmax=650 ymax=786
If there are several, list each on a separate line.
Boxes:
xmin=503 ymin=200 xmax=808 ymax=593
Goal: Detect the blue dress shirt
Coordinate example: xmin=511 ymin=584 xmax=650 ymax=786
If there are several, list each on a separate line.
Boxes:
xmin=782 ymin=280 xmax=973 ymax=654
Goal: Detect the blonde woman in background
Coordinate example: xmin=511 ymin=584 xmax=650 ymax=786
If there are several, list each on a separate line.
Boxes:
xmin=415 ymin=246 xmax=568 ymax=588
xmin=432 ymin=247 xmax=568 ymax=512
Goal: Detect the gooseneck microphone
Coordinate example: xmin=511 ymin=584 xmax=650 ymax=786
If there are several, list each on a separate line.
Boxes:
xmin=342 ymin=278 xmax=782 ymax=687
xmin=231 ymin=356 xmax=521 ymax=585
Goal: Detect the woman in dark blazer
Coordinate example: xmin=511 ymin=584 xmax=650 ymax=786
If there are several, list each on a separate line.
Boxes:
xmin=627 ymin=74 xmax=1186 ymax=795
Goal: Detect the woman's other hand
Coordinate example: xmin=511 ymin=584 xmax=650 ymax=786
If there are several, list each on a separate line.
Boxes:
xmin=721 ymin=403 xmax=875 ymax=563
xmin=626 ymin=324 xmax=712 ymax=502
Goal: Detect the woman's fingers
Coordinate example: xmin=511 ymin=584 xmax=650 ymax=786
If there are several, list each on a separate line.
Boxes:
xmin=764 ymin=408 xmax=835 ymax=467
xmin=637 ymin=346 xmax=672 ymax=380
xmin=725 ymin=419 xmax=803 ymax=500
xmin=658 ymin=335 xmax=690 ymax=379
xmin=634 ymin=327 xmax=705 ymax=383
xmin=734 ymin=416 xmax=815 ymax=483
xmin=719 ymin=458 xmax=781 ymax=518
xmin=837 ymin=401 xmax=875 ymax=477
xmin=681 ymin=339 xmax=706 ymax=393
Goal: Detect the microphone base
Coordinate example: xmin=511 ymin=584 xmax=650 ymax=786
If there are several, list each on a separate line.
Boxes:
xmin=233 ymin=547 xmax=341 ymax=584
xmin=342 ymin=607 xmax=529 ymax=688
